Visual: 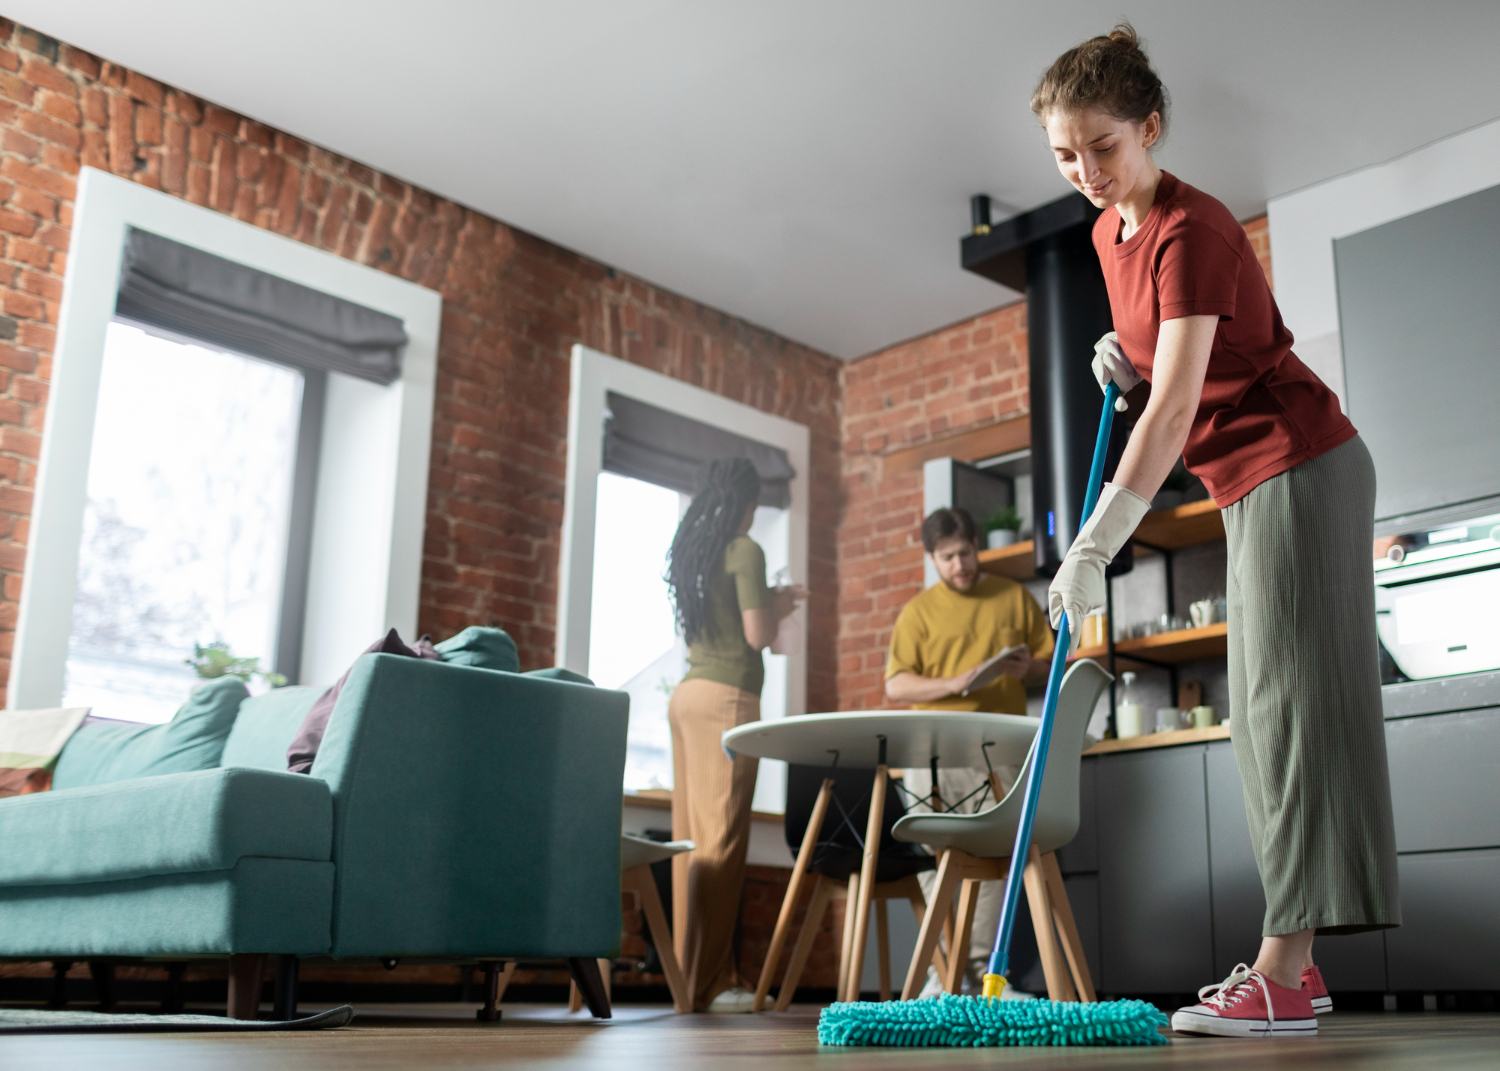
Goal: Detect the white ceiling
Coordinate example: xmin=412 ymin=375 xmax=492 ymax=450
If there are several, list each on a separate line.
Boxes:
xmin=14 ymin=1 xmax=1500 ymax=358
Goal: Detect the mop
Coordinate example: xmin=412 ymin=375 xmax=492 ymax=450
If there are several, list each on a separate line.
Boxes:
xmin=818 ymin=383 xmax=1169 ymax=1047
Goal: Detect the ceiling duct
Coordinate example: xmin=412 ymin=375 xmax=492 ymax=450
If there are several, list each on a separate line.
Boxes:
xmin=961 ymin=192 xmax=1132 ymax=577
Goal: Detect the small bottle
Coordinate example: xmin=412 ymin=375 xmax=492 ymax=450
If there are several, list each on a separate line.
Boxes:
xmin=1116 ymin=672 xmax=1145 ymax=739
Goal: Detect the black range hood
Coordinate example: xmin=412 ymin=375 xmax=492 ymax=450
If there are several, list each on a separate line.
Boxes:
xmin=962 ymin=193 xmax=1131 ymax=578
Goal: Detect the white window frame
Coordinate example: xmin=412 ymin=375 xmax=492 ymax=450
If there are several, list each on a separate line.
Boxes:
xmin=9 ymin=167 xmax=441 ymax=706
xmin=559 ymin=343 xmax=810 ymax=812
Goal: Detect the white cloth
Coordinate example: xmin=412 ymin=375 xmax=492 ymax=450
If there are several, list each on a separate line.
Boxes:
xmin=1048 ymin=483 xmax=1152 ymax=651
xmin=1092 ymin=332 xmax=1143 ymax=411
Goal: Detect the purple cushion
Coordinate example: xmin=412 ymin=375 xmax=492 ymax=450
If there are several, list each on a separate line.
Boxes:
xmin=286 ymin=629 xmax=440 ymax=773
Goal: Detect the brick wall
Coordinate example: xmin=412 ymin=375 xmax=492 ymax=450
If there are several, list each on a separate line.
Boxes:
xmin=835 ymin=302 xmax=1031 ymax=710
xmin=834 ymin=214 xmax=1273 ymax=712
xmin=0 ymin=21 xmax=843 ymax=709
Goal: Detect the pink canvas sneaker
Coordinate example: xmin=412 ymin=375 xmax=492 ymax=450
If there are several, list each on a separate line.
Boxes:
xmin=1302 ymin=964 xmax=1331 ymax=1015
xmin=1171 ymin=963 xmax=1318 ymax=1037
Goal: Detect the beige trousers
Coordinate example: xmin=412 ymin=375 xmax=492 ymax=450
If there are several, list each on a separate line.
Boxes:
xmin=669 ymin=677 xmax=760 ymax=1010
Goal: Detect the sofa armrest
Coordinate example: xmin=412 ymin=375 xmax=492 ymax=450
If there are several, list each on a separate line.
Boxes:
xmin=0 ymin=767 xmax=332 ymax=888
xmin=310 ymin=654 xmax=629 ymax=958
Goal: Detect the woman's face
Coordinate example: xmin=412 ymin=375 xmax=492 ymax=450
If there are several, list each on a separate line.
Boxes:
xmin=1043 ymin=107 xmax=1160 ymax=209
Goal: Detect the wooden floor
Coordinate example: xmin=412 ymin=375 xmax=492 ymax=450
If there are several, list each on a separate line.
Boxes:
xmin=1 ymin=1003 xmax=1497 ymax=1070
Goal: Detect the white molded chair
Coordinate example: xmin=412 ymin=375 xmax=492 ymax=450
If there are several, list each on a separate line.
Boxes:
xmin=568 ymin=835 xmax=695 ymax=1014
xmin=891 ymin=659 xmax=1110 ymax=1002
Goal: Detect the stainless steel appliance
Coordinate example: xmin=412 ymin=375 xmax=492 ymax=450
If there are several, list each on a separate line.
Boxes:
xmin=1375 ymin=513 xmax=1500 ymax=682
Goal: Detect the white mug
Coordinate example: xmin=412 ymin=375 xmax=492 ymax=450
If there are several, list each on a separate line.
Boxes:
xmin=1190 ymin=599 xmax=1217 ymax=628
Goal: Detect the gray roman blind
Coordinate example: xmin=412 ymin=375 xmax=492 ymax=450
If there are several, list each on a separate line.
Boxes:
xmin=603 ymin=391 xmax=796 ymax=508
xmin=115 ymin=228 xmax=408 ymax=385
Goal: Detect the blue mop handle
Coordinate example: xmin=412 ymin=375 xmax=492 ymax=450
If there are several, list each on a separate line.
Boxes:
xmin=986 ymin=382 xmax=1118 ymax=984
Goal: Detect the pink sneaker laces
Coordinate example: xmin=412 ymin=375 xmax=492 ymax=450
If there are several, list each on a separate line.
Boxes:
xmin=1195 ymin=963 xmax=1278 ymax=1029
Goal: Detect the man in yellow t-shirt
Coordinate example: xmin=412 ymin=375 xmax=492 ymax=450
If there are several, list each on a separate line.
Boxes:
xmin=885 ymin=506 xmax=1054 ymax=996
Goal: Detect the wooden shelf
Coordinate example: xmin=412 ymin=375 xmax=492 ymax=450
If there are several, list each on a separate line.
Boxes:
xmin=1084 ymin=723 xmax=1230 ymax=756
xmin=978 ymin=499 xmax=1223 ymax=584
xmin=1074 ymin=621 xmax=1228 ymax=668
xmin=977 ymin=539 xmax=1036 ymax=581
xmin=1132 ymin=497 xmax=1224 ymax=551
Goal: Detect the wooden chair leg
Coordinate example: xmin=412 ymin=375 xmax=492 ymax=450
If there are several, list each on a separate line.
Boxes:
xmin=568 ymin=981 xmax=583 ymax=1013
xmin=494 ymin=961 xmax=517 ymax=1004
xmin=844 ymin=763 xmax=888 ymax=1002
xmin=226 ymin=954 xmax=266 ymax=1021
xmin=836 ymin=873 xmax=860 ymax=1000
xmin=754 ymin=777 xmax=832 ymax=1011
xmin=946 ymin=878 xmax=982 ymax=994
xmin=1040 ymin=852 xmax=1096 ymax=1002
xmin=1022 ymin=848 xmax=1076 ymax=1001
xmin=565 ymin=957 xmax=612 ymax=1019
xmin=901 ymin=850 xmax=962 ymax=999
xmin=905 ymin=889 xmax=949 ymax=983
xmin=627 ymin=865 xmax=691 ymax=1014
xmin=875 ymin=898 xmax=891 ymax=1001
xmin=774 ymin=874 xmax=835 ymax=1012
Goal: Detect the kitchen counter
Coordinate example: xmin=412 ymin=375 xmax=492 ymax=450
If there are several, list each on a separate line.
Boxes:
xmin=1382 ymin=669 xmax=1500 ymax=719
xmin=1083 ymin=723 xmax=1230 ymax=755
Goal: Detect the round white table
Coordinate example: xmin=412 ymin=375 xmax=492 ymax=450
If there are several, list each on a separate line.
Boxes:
xmin=722 ymin=709 xmax=1037 ymax=769
xmin=723 ymin=710 xmax=1039 ymax=1006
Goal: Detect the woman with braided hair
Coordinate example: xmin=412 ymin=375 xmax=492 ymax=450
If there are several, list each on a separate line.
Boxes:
xmin=665 ymin=457 xmax=802 ymax=1013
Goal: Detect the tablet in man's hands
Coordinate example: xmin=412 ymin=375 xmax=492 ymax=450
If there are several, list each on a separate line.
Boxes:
xmin=961 ymin=644 xmax=1031 ymax=696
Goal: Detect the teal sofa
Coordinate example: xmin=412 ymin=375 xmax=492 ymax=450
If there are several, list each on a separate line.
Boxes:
xmin=0 ymin=653 xmax=629 ymax=1017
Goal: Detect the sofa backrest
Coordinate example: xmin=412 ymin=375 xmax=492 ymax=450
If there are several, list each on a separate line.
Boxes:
xmin=52 ymin=676 xmax=249 ymax=791
xmin=308 ymin=653 xmax=629 ymax=957
xmin=220 ymin=686 xmax=322 ymax=771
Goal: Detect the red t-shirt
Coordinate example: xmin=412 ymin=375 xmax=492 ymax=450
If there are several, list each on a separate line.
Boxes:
xmin=1092 ymin=172 xmax=1355 ymax=505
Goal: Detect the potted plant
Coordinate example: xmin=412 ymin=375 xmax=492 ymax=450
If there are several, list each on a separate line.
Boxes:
xmin=983 ymin=506 xmax=1023 ymax=549
xmin=187 ymin=642 xmax=287 ymax=690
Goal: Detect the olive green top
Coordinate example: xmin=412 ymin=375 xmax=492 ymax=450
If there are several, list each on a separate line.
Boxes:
xmin=682 ymin=535 xmax=773 ymax=695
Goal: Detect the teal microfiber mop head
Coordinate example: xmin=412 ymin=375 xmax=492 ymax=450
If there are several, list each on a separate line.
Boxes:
xmin=818 ymin=994 xmax=1168 ymax=1047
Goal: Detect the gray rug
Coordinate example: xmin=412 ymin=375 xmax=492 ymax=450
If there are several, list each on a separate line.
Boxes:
xmin=0 ymin=1005 xmax=354 ymax=1033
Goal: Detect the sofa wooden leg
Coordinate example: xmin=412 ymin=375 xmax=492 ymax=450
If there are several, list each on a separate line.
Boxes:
xmin=160 ymin=962 xmax=187 ymax=1015
xmin=565 ymin=957 xmax=612 ymax=1019
xmin=88 ymin=961 xmax=117 ymax=1012
xmin=476 ymin=960 xmax=512 ymax=1022
xmin=272 ymin=955 xmax=299 ymax=1021
xmin=48 ymin=961 xmax=72 ymax=1009
xmin=226 ymin=954 xmax=266 ymax=1020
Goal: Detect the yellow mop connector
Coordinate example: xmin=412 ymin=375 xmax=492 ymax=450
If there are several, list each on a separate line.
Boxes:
xmin=981 ymin=973 xmax=1007 ymax=1001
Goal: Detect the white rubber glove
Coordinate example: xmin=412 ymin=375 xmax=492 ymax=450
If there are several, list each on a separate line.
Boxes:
xmin=1092 ymin=332 xmax=1143 ymax=412
xmin=1048 ymin=483 xmax=1152 ymax=652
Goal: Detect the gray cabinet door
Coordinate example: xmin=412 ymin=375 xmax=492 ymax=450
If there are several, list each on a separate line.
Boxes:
xmin=1055 ymin=758 xmax=1098 ymax=875
xmin=1387 ymin=849 xmax=1500 ymax=990
xmin=1096 ymin=746 xmax=1214 ymax=994
xmin=1386 ymin=707 xmax=1500 ymax=853
xmin=1205 ymin=741 xmax=1387 ymax=991
xmin=1064 ymin=873 xmax=1102 ymax=989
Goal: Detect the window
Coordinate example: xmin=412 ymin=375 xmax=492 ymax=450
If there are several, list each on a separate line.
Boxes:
xmin=562 ymin=347 xmax=809 ymax=813
xmin=62 ymin=322 xmax=307 ymax=723
xmin=588 ymin=472 xmax=686 ymax=791
xmin=11 ymin=170 xmax=440 ymax=714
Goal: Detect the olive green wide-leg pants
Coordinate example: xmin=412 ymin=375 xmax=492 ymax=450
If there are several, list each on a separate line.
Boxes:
xmin=1223 ymin=435 xmax=1401 ymax=936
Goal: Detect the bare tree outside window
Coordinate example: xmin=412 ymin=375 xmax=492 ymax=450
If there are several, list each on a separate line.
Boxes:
xmin=63 ymin=322 xmax=303 ymax=723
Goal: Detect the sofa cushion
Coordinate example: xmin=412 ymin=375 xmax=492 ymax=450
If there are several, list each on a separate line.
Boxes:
xmin=51 ymin=677 xmax=249 ymax=791
xmin=0 ymin=857 xmax=335 ymax=956
xmin=434 ymin=626 xmax=520 ymax=672
xmin=220 ymin=686 xmax=321 ymax=771
xmin=0 ymin=767 xmax=332 ymax=888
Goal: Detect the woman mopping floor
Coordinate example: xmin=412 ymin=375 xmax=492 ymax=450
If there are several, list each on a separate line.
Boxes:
xmin=1036 ymin=25 xmax=1401 ymax=1038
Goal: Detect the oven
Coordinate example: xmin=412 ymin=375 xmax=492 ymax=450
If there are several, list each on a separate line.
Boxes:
xmin=1374 ymin=514 xmax=1500 ymax=683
